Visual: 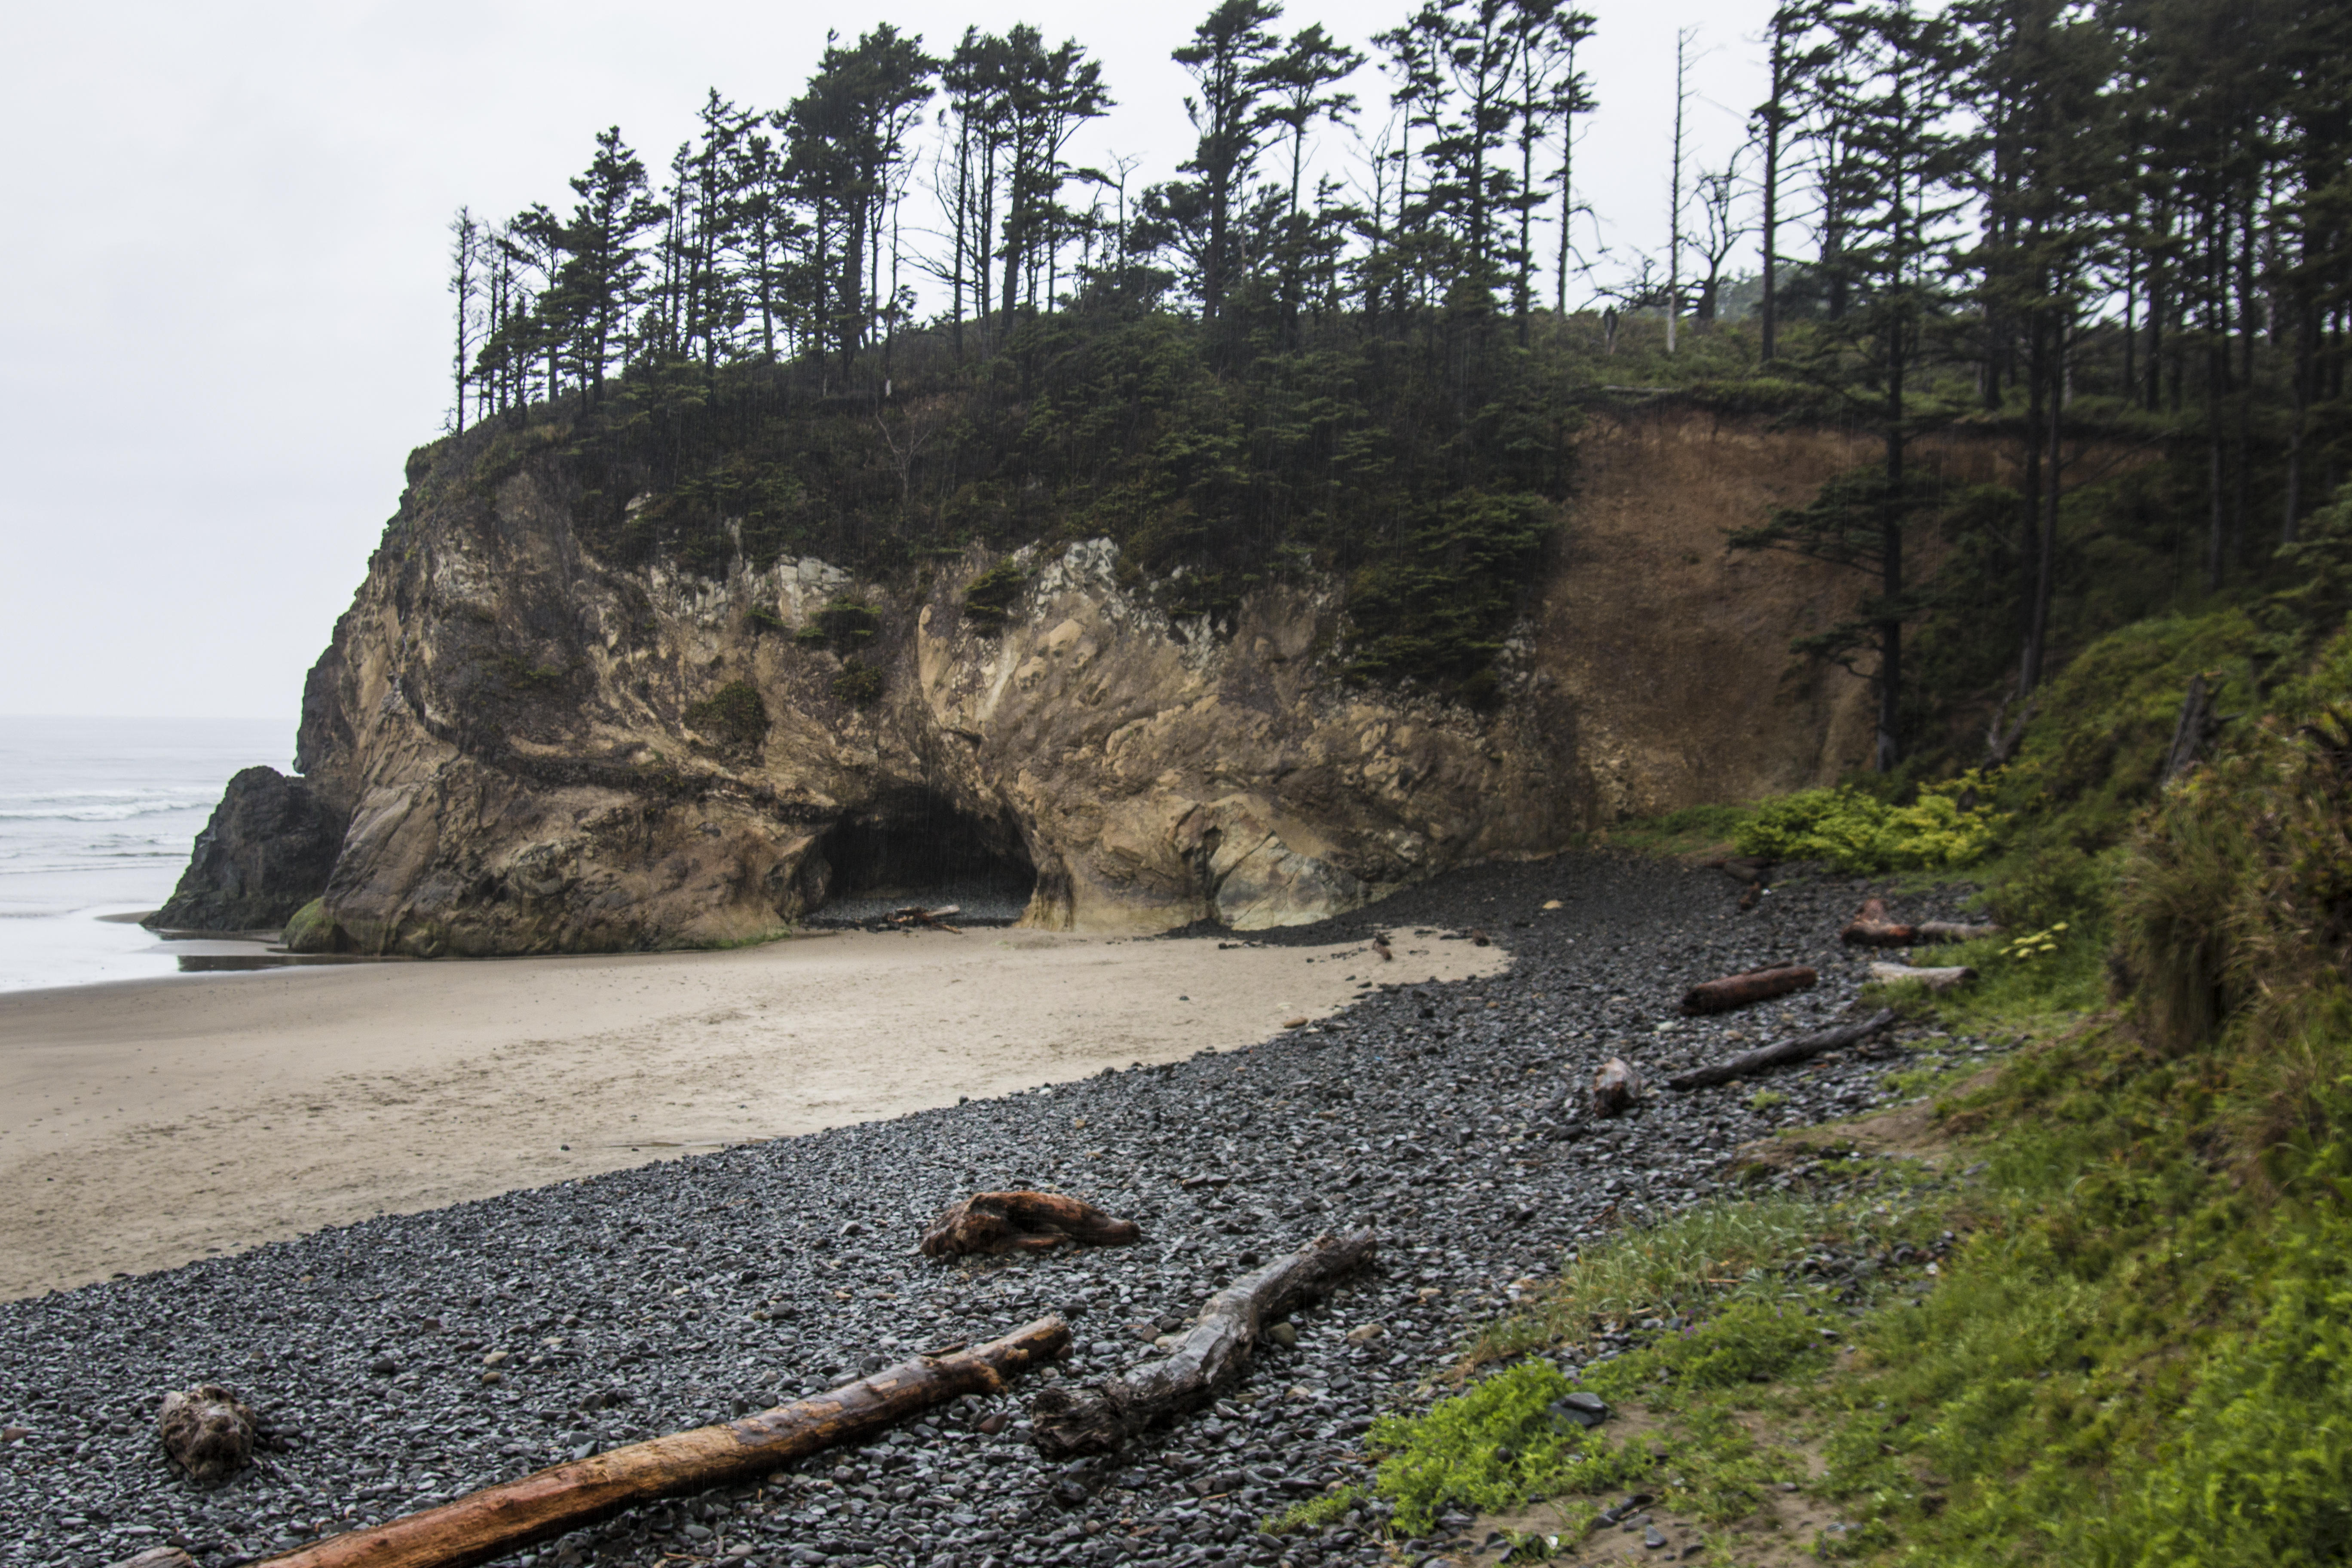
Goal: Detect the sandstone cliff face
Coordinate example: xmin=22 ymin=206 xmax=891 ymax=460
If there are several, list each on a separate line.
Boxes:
xmin=268 ymin=406 xmax=1907 ymax=956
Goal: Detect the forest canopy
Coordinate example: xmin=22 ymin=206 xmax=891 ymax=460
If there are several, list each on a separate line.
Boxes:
xmin=434 ymin=0 xmax=2352 ymax=763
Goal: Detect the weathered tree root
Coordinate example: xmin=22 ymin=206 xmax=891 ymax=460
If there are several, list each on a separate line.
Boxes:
xmin=919 ymin=1191 xmax=1143 ymax=1258
xmin=245 ymin=1317 xmax=1070 ymax=1568
xmin=1029 ymin=1229 xmax=1378 ymax=1458
xmin=1666 ymin=1010 xmax=1898 ymax=1090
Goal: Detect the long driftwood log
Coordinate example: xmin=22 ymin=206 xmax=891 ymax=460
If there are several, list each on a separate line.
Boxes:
xmin=1840 ymin=898 xmax=1999 ymax=948
xmin=1680 ymin=965 xmax=1818 ymax=1015
xmin=919 ymin=1191 xmax=1142 ymax=1258
xmin=1029 ymin=1230 xmax=1378 ymax=1458
xmin=247 ymin=1317 xmax=1070 ymax=1568
xmin=1868 ymin=962 xmax=1978 ymax=994
xmin=1666 ymin=1009 xmax=1899 ymax=1090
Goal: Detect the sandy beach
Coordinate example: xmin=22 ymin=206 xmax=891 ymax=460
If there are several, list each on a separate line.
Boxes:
xmin=0 ymin=926 xmax=1502 ymax=1299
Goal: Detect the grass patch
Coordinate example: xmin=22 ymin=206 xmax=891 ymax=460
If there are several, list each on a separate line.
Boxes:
xmin=1590 ymin=802 xmax=1757 ymax=857
xmin=1262 ymin=1484 xmax=1365 ymax=1536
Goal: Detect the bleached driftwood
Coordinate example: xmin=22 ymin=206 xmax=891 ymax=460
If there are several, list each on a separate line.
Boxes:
xmin=1029 ymin=1231 xmax=1377 ymax=1458
xmin=1868 ymin=963 xmax=1977 ymax=994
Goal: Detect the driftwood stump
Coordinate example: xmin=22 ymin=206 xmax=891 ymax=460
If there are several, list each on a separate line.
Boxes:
xmin=919 ymin=1192 xmax=1142 ymax=1258
xmin=1666 ymin=1010 xmax=1899 ymax=1090
xmin=1029 ymin=1230 xmax=1378 ymax=1458
xmin=158 ymin=1384 xmax=255 ymax=1487
xmin=247 ymin=1317 xmax=1069 ymax=1568
xmin=1590 ymin=1058 xmax=1645 ymax=1118
xmin=103 ymin=1552 xmax=197 ymax=1568
xmin=1681 ymin=965 xmax=1818 ymax=1015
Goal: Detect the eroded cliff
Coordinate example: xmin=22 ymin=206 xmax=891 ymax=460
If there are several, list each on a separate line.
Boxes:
xmin=186 ymin=405 xmax=1986 ymax=954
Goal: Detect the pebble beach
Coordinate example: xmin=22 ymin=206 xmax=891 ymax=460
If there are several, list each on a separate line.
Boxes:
xmin=0 ymin=851 xmax=1986 ymax=1568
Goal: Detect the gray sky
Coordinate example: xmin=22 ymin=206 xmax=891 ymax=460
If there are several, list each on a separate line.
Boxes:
xmin=0 ymin=0 xmax=1770 ymax=723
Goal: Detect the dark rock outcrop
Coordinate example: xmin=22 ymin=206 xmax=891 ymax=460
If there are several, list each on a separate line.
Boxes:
xmin=146 ymin=767 xmax=347 ymax=932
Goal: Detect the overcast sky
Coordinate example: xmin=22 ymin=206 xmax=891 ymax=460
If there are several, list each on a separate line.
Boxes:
xmin=0 ymin=0 xmax=1771 ymax=725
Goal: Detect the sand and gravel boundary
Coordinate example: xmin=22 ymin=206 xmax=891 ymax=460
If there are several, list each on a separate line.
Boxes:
xmin=0 ymin=927 xmax=1503 ymax=1300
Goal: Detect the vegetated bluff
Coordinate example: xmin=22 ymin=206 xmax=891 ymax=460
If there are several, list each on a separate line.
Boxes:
xmin=168 ymin=406 xmax=1900 ymax=954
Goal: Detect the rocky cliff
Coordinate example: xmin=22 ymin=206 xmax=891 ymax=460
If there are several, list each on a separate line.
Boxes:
xmin=173 ymin=405 xmax=2009 ymax=955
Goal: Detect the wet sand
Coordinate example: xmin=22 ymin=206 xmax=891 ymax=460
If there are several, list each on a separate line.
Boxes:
xmin=0 ymin=927 xmax=1501 ymax=1299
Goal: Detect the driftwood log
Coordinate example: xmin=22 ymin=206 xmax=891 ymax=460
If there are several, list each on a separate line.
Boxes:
xmin=1841 ymin=898 xmax=1999 ymax=947
xmin=158 ymin=1384 xmax=256 ymax=1487
xmin=1868 ymin=962 xmax=1978 ymax=994
xmin=248 ymin=1317 xmax=1069 ymax=1568
xmin=104 ymin=1552 xmax=197 ymax=1568
xmin=1666 ymin=1010 xmax=1899 ymax=1090
xmin=919 ymin=1192 xmax=1143 ymax=1258
xmin=1029 ymin=1230 xmax=1378 ymax=1458
xmin=1680 ymin=965 xmax=1818 ymax=1016
xmin=1590 ymin=1057 xmax=1645 ymax=1118
xmin=886 ymin=905 xmax=963 ymax=932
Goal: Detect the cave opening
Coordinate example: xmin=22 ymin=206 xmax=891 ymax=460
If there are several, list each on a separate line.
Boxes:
xmin=806 ymin=788 xmax=1035 ymax=925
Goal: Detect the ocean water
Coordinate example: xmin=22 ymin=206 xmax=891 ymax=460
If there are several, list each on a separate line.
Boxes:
xmin=0 ymin=716 xmax=291 ymax=993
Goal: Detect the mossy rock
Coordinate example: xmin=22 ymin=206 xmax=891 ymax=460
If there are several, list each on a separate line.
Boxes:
xmin=282 ymin=897 xmax=343 ymax=953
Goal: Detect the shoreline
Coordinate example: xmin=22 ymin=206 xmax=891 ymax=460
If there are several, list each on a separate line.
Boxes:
xmin=0 ymin=925 xmax=1503 ymax=1301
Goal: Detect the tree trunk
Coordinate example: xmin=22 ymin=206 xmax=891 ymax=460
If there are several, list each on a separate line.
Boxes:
xmin=1666 ymin=1009 xmax=1897 ymax=1090
xmin=1030 ymin=1231 xmax=1377 ymax=1458
xmin=248 ymin=1320 xmax=1071 ymax=1568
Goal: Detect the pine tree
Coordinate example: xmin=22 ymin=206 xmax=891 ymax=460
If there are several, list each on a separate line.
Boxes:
xmin=1167 ymin=0 xmax=1285 ymax=319
xmin=447 ymin=207 xmax=481 ymax=433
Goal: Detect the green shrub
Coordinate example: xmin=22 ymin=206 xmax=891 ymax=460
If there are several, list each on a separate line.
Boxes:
xmin=684 ymin=680 xmax=769 ymax=749
xmin=810 ymin=599 xmax=880 ymax=647
xmin=744 ymin=603 xmax=788 ymax=634
xmin=832 ymin=658 xmax=884 ymax=706
xmin=961 ymin=560 xmax=1028 ymax=628
xmin=1733 ymin=774 xmax=2004 ymax=872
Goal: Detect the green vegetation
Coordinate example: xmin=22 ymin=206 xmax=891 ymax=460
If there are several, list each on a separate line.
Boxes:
xmin=1733 ymin=775 xmax=2006 ymax=873
xmin=683 ymin=680 xmax=769 ymax=750
xmin=807 ymin=599 xmax=880 ymax=649
xmin=1344 ymin=589 xmax=2352 ymax=1563
xmin=960 ymin=560 xmax=1029 ymax=628
xmin=831 ymin=658 xmax=885 ymax=707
